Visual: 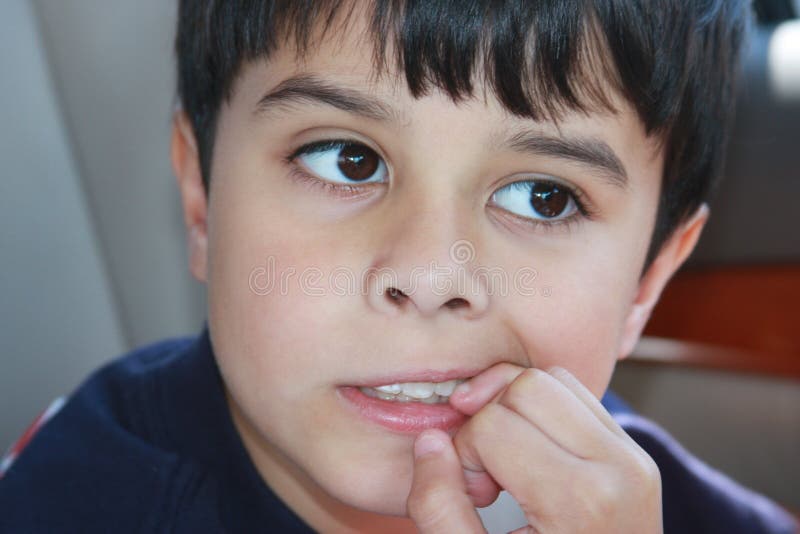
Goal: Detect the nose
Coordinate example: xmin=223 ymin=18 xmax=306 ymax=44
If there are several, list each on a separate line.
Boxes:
xmin=364 ymin=213 xmax=490 ymax=320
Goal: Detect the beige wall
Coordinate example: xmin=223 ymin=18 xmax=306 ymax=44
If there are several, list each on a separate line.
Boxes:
xmin=0 ymin=0 xmax=126 ymax=451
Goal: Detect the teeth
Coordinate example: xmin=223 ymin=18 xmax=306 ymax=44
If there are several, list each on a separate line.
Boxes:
xmin=434 ymin=380 xmax=459 ymax=397
xmin=360 ymin=379 xmax=465 ymax=404
xmin=375 ymin=390 xmax=397 ymax=401
xmin=401 ymin=382 xmax=436 ymax=399
xmin=375 ymin=384 xmax=402 ymax=394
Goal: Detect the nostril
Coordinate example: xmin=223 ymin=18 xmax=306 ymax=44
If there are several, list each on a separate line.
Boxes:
xmin=385 ymin=287 xmax=408 ymax=303
xmin=444 ymin=297 xmax=469 ymax=309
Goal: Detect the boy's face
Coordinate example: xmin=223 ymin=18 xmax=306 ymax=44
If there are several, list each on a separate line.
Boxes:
xmin=173 ymin=16 xmax=705 ymax=525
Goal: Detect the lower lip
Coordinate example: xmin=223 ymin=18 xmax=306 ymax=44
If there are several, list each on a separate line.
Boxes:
xmin=339 ymin=387 xmax=467 ymax=434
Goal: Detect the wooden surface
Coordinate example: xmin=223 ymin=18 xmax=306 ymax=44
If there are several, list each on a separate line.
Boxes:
xmin=631 ymin=336 xmax=800 ymax=379
xmin=637 ymin=265 xmax=800 ymax=379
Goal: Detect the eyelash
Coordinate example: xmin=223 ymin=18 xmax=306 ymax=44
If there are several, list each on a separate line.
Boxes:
xmin=285 ymin=139 xmax=381 ymax=200
xmin=285 ymin=138 xmax=597 ymax=232
xmin=287 ymin=166 xmax=370 ymax=198
xmin=491 ymin=181 xmax=596 ymax=234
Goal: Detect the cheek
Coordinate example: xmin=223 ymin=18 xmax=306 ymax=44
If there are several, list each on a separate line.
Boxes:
xmin=209 ymin=236 xmax=326 ymax=383
xmin=505 ymin=249 xmax=639 ymax=397
xmin=204 ymin=192 xmax=421 ymax=512
xmin=205 ymin=173 xmax=370 ymax=391
xmin=205 ymin=175 xmax=309 ymax=383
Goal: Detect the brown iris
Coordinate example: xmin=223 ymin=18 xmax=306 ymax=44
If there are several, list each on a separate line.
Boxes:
xmin=337 ymin=144 xmax=380 ymax=181
xmin=530 ymin=182 xmax=570 ymax=218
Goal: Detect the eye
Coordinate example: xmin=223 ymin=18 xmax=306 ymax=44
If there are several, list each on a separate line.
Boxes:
xmin=491 ymin=179 xmax=579 ymax=222
xmin=292 ymin=140 xmax=388 ymax=185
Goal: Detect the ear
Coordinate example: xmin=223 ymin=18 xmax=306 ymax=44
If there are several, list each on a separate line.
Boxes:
xmin=171 ymin=109 xmax=209 ymax=283
xmin=618 ymin=204 xmax=709 ymax=359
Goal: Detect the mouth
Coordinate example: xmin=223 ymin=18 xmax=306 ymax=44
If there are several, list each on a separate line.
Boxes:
xmin=339 ymin=375 xmax=472 ymax=434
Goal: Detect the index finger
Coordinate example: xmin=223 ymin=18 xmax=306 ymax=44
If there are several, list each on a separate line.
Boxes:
xmin=449 ymin=362 xmax=526 ymax=415
xmin=450 ymin=363 xmax=630 ymax=442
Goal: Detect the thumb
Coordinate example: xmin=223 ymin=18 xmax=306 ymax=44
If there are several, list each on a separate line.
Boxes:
xmin=407 ymin=430 xmax=486 ymax=533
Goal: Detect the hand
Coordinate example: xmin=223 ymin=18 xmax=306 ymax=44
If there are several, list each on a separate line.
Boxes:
xmin=407 ymin=364 xmax=663 ymax=533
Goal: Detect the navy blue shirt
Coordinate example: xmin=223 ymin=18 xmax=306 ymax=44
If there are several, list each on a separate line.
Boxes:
xmin=1 ymin=327 xmax=796 ymax=533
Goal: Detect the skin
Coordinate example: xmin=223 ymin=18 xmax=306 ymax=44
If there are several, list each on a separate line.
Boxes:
xmin=171 ymin=15 xmax=708 ymax=534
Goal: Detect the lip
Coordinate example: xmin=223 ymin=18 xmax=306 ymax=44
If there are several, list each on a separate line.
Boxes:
xmin=339 ymin=386 xmax=467 ymax=434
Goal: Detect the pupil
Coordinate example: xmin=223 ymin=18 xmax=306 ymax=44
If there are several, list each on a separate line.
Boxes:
xmin=530 ymin=182 xmax=568 ymax=218
xmin=337 ymin=145 xmax=379 ymax=181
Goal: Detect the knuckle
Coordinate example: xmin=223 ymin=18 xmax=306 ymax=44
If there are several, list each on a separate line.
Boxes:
xmin=579 ymin=473 xmax=621 ymax=524
xmin=643 ymin=453 xmax=661 ymax=483
xmin=594 ymin=475 xmax=620 ymax=512
xmin=575 ymin=455 xmax=661 ymax=527
xmin=500 ymin=368 xmax=546 ymax=410
xmin=617 ymin=442 xmax=661 ymax=484
xmin=629 ymin=451 xmax=662 ymax=494
xmin=564 ymin=464 xmax=624 ymax=522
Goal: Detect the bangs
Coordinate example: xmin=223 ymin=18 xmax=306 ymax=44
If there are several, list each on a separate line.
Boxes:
xmin=382 ymin=1 xmax=621 ymax=122
xmin=229 ymin=0 xmax=623 ymax=124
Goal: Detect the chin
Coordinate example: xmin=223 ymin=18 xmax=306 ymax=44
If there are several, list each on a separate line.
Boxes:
xmin=333 ymin=481 xmax=413 ymax=517
xmin=309 ymin=443 xmax=416 ymax=517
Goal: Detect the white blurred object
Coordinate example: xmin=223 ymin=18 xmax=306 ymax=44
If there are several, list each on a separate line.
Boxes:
xmin=768 ymin=20 xmax=800 ymax=101
xmin=478 ymin=491 xmax=528 ymax=533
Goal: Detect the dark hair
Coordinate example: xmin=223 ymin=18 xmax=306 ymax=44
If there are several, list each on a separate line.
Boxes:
xmin=175 ymin=0 xmax=751 ymax=268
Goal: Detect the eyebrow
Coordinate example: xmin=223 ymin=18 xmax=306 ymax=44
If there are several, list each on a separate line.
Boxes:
xmin=255 ymin=74 xmax=400 ymax=122
xmin=503 ymin=131 xmax=629 ymax=189
xmin=255 ymin=75 xmax=629 ymax=189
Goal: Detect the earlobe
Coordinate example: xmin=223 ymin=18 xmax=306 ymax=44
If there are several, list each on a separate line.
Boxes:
xmin=171 ymin=110 xmax=209 ymax=283
xmin=618 ymin=204 xmax=709 ymax=359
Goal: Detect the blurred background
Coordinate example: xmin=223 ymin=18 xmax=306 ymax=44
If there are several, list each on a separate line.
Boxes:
xmin=1 ymin=0 xmax=798 ymax=516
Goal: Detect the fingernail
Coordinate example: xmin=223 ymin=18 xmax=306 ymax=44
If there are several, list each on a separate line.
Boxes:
xmin=414 ymin=431 xmax=446 ymax=458
xmin=452 ymin=381 xmax=471 ymax=398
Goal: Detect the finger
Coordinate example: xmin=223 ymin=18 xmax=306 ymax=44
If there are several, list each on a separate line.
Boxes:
xmin=546 ymin=367 xmax=632 ymax=442
xmin=449 ymin=362 xmax=526 ymax=415
xmin=453 ymin=403 xmax=581 ymax=522
xmin=453 ymin=365 xmax=619 ymax=458
xmin=463 ymin=464 xmax=502 ymax=508
xmin=407 ymin=430 xmax=486 ymax=533
xmin=495 ymin=368 xmax=619 ymax=458
xmin=446 ymin=364 xmax=540 ymax=508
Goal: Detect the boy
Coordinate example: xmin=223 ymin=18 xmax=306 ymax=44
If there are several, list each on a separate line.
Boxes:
xmin=1 ymin=0 xmax=797 ymax=532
